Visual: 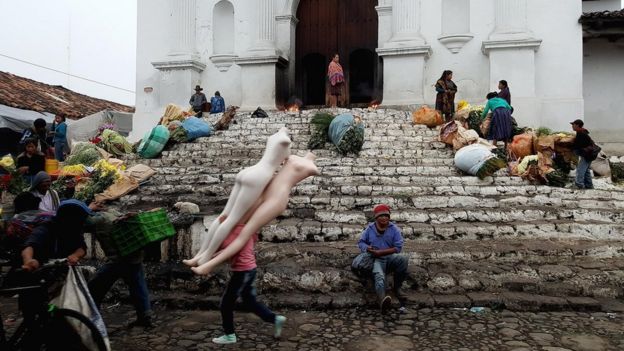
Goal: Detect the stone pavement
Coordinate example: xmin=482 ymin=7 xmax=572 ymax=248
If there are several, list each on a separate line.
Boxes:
xmin=100 ymin=303 xmax=624 ymax=351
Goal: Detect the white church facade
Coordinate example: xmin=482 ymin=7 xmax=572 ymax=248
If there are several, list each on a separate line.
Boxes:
xmin=134 ymin=0 xmax=623 ymax=153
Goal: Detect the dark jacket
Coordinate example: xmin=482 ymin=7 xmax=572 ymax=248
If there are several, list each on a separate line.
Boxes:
xmin=16 ymin=153 xmax=45 ymax=176
xmin=572 ymin=128 xmax=593 ymax=152
xmin=24 ymin=221 xmax=86 ymax=263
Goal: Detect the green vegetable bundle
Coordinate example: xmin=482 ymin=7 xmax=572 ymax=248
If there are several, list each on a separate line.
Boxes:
xmin=307 ymin=113 xmax=335 ymax=150
xmin=65 ymin=143 xmax=101 ymax=166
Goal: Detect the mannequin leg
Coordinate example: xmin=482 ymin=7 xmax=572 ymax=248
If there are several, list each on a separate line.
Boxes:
xmin=183 ymin=181 xmax=242 ymax=266
xmin=196 ymin=184 xmax=265 ymax=265
xmin=192 ymin=199 xmax=284 ymax=275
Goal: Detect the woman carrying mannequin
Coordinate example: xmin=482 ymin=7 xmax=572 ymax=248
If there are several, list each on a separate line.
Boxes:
xmin=192 ymin=151 xmax=319 ymax=275
xmin=183 ymin=127 xmax=292 ymax=267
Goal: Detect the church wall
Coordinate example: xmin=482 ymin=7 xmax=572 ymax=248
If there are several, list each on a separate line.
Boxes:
xmin=134 ymin=0 xmax=587 ymax=138
xmin=584 ymin=39 xmax=624 ymax=155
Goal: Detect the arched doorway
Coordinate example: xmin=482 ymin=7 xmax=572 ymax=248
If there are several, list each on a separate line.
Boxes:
xmin=295 ymin=0 xmax=379 ymax=107
xmin=301 ymin=53 xmax=327 ymax=106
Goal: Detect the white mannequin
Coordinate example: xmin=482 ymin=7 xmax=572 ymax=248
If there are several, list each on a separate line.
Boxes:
xmin=191 ymin=151 xmax=319 ymax=275
xmin=183 ymin=127 xmax=291 ymax=267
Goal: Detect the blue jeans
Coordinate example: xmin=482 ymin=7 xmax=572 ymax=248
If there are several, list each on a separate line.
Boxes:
xmin=88 ymin=262 xmax=152 ymax=319
xmin=576 ymin=155 xmax=593 ymax=189
xmin=54 ymin=140 xmax=67 ymax=161
xmin=372 ymin=254 xmax=408 ymax=299
xmin=220 ymin=269 xmax=275 ymax=335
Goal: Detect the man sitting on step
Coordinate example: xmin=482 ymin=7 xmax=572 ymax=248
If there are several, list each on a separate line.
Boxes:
xmin=351 ymin=204 xmax=408 ymax=313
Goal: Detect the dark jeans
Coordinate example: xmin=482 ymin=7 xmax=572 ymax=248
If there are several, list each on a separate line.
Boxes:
xmin=220 ymin=269 xmax=275 ymax=335
xmin=88 ymin=262 xmax=151 ymax=319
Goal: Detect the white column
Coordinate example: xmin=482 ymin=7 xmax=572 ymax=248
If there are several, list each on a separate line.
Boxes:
xmin=490 ymin=0 xmax=531 ymax=41
xmin=171 ymin=0 xmax=197 ymax=55
xmin=386 ymin=0 xmax=425 ymax=46
xmin=251 ymin=0 xmax=279 ymax=53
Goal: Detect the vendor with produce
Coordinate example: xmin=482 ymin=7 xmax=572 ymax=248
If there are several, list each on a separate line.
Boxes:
xmin=481 ymin=92 xmax=513 ymax=149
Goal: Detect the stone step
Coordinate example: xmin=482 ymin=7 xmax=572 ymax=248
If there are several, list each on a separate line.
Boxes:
xmin=144 ymin=239 xmax=624 ymax=304
xmin=255 ymin=219 xmax=624 ymax=242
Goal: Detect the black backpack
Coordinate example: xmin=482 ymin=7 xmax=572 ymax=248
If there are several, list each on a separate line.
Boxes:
xmin=251 ymin=107 xmax=268 ymax=118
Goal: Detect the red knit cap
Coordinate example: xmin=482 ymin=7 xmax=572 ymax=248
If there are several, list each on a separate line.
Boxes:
xmin=373 ymin=204 xmax=391 ymax=218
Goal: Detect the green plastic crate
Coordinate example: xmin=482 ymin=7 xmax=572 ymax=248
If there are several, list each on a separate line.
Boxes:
xmin=108 ymin=209 xmax=176 ymax=257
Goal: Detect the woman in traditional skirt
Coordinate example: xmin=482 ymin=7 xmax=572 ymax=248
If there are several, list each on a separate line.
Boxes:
xmin=327 ymin=54 xmax=344 ymax=109
xmin=482 ymin=92 xmax=513 ymax=148
xmin=435 ymin=70 xmax=458 ymax=121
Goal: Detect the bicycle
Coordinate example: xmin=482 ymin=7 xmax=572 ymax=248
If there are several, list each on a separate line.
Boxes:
xmin=0 ymin=258 xmax=107 ymax=350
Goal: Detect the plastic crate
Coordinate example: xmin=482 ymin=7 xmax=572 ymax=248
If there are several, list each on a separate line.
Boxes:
xmin=109 ymin=209 xmax=176 ymax=257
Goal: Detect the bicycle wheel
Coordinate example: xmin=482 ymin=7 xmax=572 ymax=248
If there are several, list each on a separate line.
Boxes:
xmin=40 ymin=308 xmax=108 ymax=351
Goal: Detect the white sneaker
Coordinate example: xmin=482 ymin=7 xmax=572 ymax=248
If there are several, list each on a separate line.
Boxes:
xmin=212 ymin=334 xmax=237 ymax=344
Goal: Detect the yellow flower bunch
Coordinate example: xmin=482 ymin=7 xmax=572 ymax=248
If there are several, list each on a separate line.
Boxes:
xmin=93 ymin=159 xmax=121 ymax=181
xmin=0 ymin=155 xmax=15 ymax=171
xmin=457 ymin=100 xmax=470 ymax=111
xmin=60 ymin=164 xmax=87 ymax=176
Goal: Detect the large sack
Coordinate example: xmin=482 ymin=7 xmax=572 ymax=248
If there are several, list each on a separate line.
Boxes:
xmin=480 ymin=116 xmax=492 ymax=138
xmin=181 ymin=117 xmax=213 ymax=141
xmin=94 ymin=175 xmax=139 ymax=203
xmin=454 ymin=108 xmax=471 ymax=122
xmin=508 ymin=133 xmax=535 ymax=159
xmin=137 ymin=125 xmax=170 ymax=159
xmin=591 ymin=152 xmax=611 ymax=177
xmin=328 ymin=113 xmax=365 ymax=155
xmin=452 ymin=126 xmax=480 ymax=151
xmin=454 ymin=144 xmax=496 ymax=176
xmin=412 ymin=106 xmax=444 ymax=127
xmin=122 ymin=164 xmax=156 ymax=183
xmin=51 ymin=266 xmax=111 ymax=351
xmin=439 ymin=121 xmax=460 ymax=146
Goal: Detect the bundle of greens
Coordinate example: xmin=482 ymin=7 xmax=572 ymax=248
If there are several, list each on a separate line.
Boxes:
xmin=475 ymin=157 xmax=507 ymax=179
xmin=65 ymin=143 xmax=101 ymax=166
xmin=611 ymin=162 xmax=624 ymax=183
xmin=74 ymin=159 xmax=121 ymax=204
xmin=467 ymin=106 xmax=485 ymax=136
xmin=536 ymin=127 xmax=553 ymax=137
xmin=336 ymin=121 xmax=365 ymax=156
xmin=546 ymin=170 xmax=568 ymax=187
xmin=307 ymin=113 xmax=335 ymax=150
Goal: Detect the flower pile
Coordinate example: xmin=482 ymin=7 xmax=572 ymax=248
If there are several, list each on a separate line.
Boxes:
xmin=74 ymin=159 xmax=122 ymax=204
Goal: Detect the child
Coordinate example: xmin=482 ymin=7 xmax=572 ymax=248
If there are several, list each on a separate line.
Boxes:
xmin=212 ymin=223 xmax=286 ymax=344
xmin=16 ymin=138 xmax=46 ymax=183
xmin=52 ymin=113 xmax=68 ymax=162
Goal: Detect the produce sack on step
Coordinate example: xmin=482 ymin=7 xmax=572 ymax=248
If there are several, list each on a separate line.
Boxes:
xmin=454 ymin=144 xmax=507 ymax=179
xmin=99 ymin=129 xmax=133 ymax=157
xmin=412 ymin=106 xmax=444 ymax=127
xmin=439 ymin=121 xmax=460 ymax=146
xmin=591 ymin=152 xmax=611 ymax=177
xmin=508 ymin=133 xmax=535 ymax=159
xmin=452 ymin=126 xmax=480 ymax=151
xmin=137 ymin=125 xmax=170 ymax=159
xmin=182 ymin=117 xmax=213 ymax=141
xmin=480 ymin=116 xmax=492 ymax=138
xmin=328 ymin=113 xmax=365 ymax=155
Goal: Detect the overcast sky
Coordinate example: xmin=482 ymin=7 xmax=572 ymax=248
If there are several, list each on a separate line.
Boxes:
xmin=0 ymin=0 xmax=136 ymax=106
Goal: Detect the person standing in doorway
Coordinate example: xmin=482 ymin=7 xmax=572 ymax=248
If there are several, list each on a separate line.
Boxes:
xmin=189 ymin=85 xmax=208 ymax=117
xmin=327 ymin=54 xmax=344 ymax=109
xmin=210 ymin=91 xmax=226 ymax=114
xmin=435 ymin=70 xmax=458 ymax=121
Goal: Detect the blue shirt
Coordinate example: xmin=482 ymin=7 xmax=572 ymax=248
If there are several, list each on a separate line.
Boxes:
xmin=210 ymin=96 xmax=225 ymax=114
xmin=357 ymin=222 xmax=404 ymax=253
xmin=53 ymin=122 xmax=67 ymax=143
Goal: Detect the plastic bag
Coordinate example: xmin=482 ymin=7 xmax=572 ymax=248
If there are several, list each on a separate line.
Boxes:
xmin=137 ymin=125 xmax=170 ymax=159
xmin=328 ymin=114 xmax=365 ymax=155
xmin=51 ymin=266 xmax=111 ymax=351
xmin=508 ymin=133 xmax=535 ymax=159
xmin=454 ymin=144 xmax=496 ymax=176
xmin=412 ymin=106 xmax=444 ymax=127
xmin=181 ymin=117 xmax=213 ymax=141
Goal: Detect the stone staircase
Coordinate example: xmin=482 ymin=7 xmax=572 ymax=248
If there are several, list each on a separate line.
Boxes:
xmin=113 ymin=108 xmax=624 ymax=311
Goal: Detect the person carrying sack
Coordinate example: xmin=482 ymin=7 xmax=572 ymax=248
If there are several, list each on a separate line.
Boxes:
xmin=571 ymin=119 xmax=600 ymax=189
